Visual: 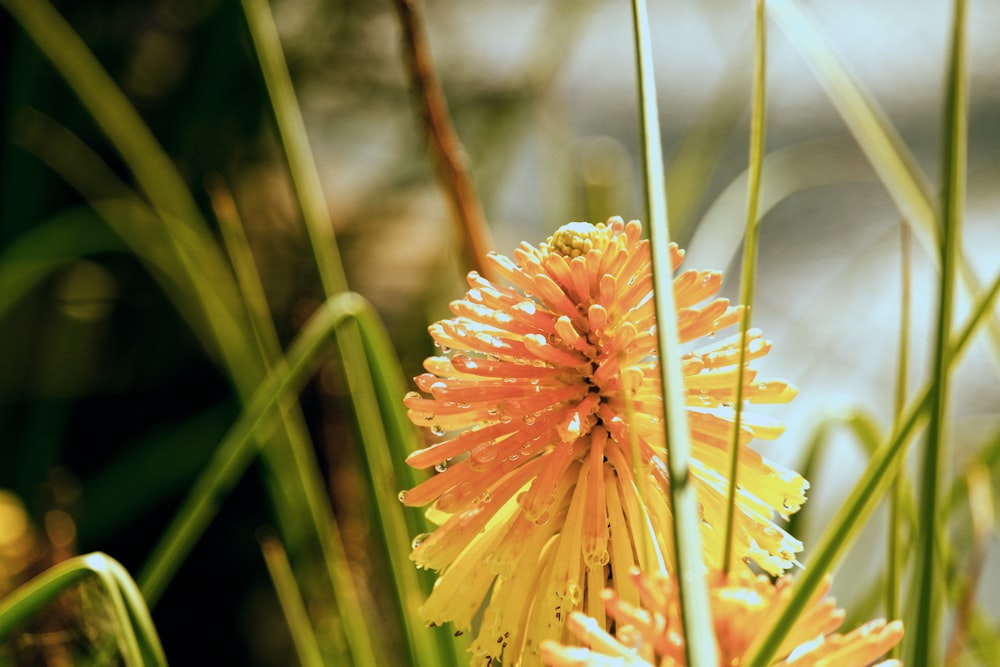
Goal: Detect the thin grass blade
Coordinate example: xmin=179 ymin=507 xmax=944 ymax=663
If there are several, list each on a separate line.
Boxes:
xmin=630 ymin=0 xmax=716 ymax=663
xmin=909 ymin=1 xmax=967 ymax=662
xmin=722 ymin=0 xmax=766 ymax=575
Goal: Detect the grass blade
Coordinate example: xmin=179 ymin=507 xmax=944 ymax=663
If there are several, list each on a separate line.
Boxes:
xmin=239 ymin=2 xmax=454 ymax=662
xmin=630 ymin=0 xmax=716 ymax=663
xmin=910 ymin=1 xmax=967 ymax=662
xmin=0 ymin=553 xmax=166 ymax=667
xmin=259 ymin=529 xmax=326 ymax=667
xmin=722 ymin=0 xmax=766 ymax=575
xmin=887 ymin=222 xmax=911 ymax=656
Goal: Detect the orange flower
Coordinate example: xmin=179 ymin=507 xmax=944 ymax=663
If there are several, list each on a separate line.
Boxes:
xmin=540 ymin=568 xmax=904 ymax=667
xmin=399 ymin=218 xmax=805 ymax=664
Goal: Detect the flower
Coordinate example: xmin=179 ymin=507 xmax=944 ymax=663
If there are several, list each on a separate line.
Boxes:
xmin=399 ymin=217 xmax=806 ymax=664
xmin=540 ymin=568 xmax=904 ymax=667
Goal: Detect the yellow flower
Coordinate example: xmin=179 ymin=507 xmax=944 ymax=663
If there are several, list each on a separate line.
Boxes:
xmin=399 ymin=218 xmax=805 ymax=664
xmin=540 ymin=568 xmax=904 ymax=667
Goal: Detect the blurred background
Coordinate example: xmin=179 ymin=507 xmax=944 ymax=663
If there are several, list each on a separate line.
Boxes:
xmin=1 ymin=0 xmax=999 ymax=664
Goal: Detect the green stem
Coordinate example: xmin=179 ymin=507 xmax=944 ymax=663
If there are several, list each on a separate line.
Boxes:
xmin=630 ymin=0 xmax=716 ymax=663
xmin=910 ymin=0 xmax=966 ymax=663
xmin=722 ymin=0 xmax=766 ymax=575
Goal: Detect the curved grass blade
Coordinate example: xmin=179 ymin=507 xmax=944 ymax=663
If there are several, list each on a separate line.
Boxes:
xmin=0 ymin=209 xmax=122 ymax=319
xmin=686 ymin=137 xmax=872 ymax=270
xmin=137 ymin=292 xmax=446 ymax=667
xmin=0 ymin=552 xmax=166 ymax=667
xmin=630 ymin=0 xmax=716 ymax=663
xmin=722 ymin=0 xmax=766 ymax=575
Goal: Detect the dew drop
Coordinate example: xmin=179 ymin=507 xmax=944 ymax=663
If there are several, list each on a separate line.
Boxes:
xmin=503 ymin=376 xmax=517 ymax=384
xmin=479 ymin=490 xmax=492 ymax=503
xmin=487 ymin=406 xmax=500 ymax=416
xmin=533 ymin=511 xmax=550 ymax=527
xmin=457 ymin=402 xmax=472 ymax=409
xmin=471 ymin=444 xmax=497 ymax=464
xmin=430 ymin=424 xmax=446 ymax=437
xmin=404 ymin=391 xmax=421 ymax=401
xmin=522 ymin=414 xmax=537 ymax=426
xmin=440 ymin=345 xmax=451 ymax=354
xmin=423 ymin=412 xmax=436 ymax=422
xmin=499 ymin=413 xmax=513 ymax=425
xmin=434 ymin=460 xmax=449 ymax=473
xmin=411 ymin=532 xmax=431 ymax=550
xmin=397 ymin=490 xmax=408 ymax=503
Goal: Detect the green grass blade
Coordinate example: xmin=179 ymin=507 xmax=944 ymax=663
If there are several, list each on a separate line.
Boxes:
xmin=909 ymin=1 xmax=966 ymax=662
xmin=722 ymin=0 xmax=766 ymax=575
xmin=887 ymin=223 xmax=911 ymax=654
xmin=743 ymin=225 xmax=1000 ymax=667
xmin=630 ymin=0 xmax=716 ymax=663
xmin=0 ymin=0 xmax=203 ymax=240
xmin=136 ymin=292 xmax=449 ymax=666
xmin=238 ymin=3 xmax=453 ymax=662
xmin=259 ymin=529 xmax=326 ymax=667
xmin=0 ymin=553 xmax=166 ymax=667
xmin=239 ymin=0 xmax=348 ymax=296
xmin=208 ymin=182 xmax=369 ymax=665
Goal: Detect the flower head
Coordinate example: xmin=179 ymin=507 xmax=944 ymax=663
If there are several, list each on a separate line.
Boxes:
xmin=400 ymin=218 xmax=806 ymax=663
xmin=540 ymin=568 xmax=904 ymax=667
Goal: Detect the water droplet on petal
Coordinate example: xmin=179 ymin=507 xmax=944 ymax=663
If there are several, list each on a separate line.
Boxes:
xmin=479 ymin=490 xmax=492 ymax=503
xmin=522 ymin=414 xmax=536 ymax=426
xmin=411 ymin=532 xmax=431 ymax=550
xmin=430 ymin=424 xmax=446 ymax=437
xmin=434 ymin=460 xmax=449 ymax=473
xmin=397 ymin=490 xmax=408 ymax=503
xmin=404 ymin=391 xmax=421 ymax=401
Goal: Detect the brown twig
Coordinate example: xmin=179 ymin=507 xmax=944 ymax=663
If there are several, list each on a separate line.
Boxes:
xmin=392 ymin=0 xmax=494 ymax=279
